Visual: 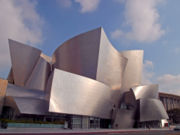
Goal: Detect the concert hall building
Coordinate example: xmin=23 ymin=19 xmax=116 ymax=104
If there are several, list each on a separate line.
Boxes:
xmin=0 ymin=28 xmax=169 ymax=129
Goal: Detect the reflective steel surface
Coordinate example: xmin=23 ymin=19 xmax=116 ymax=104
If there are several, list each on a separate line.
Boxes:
xmin=52 ymin=28 xmax=101 ymax=80
xmin=120 ymin=50 xmax=144 ymax=92
xmin=0 ymin=27 xmax=169 ymax=129
xmin=6 ymin=84 xmax=45 ymax=99
xmin=13 ymin=97 xmax=48 ymax=115
xmin=5 ymin=83 xmax=47 ymax=115
xmin=96 ymin=28 xmax=127 ymax=89
xmin=25 ymin=56 xmax=51 ymax=91
xmin=49 ymin=68 xmax=113 ymax=119
xmin=131 ymin=84 xmax=159 ymax=100
xmin=9 ymin=39 xmax=41 ymax=87
xmin=139 ymin=98 xmax=169 ymax=122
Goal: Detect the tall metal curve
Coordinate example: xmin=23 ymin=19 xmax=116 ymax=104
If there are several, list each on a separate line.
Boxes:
xmin=120 ymin=50 xmax=144 ymax=92
xmin=96 ymin=28 xmax=127 ymax=90
xmin=52 ymin=28 xmax=101 ymax=80
xmin=52 ymin=27 xmax=127 ymax=90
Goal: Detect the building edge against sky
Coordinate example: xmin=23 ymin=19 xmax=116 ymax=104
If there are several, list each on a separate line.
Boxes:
xmin=0 ymin=27 xmax=169 ymax=129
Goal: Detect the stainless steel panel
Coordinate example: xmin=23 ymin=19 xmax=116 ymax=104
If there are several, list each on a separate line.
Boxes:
xmin=52 ymin=28 xmax=101 ymax=80
xmin=120 ymin=50 xmax=144 ymax=92
xmin=96 ymin=28 xmax=127 ymax=90
xmin=13 ymin=97 xmax=48 ymax=115
xmin=139 ymin=98 xmax=169 ymax=122
xmin=9 ymin=39 xmax=41 ymax=87
xmin=6 ymin=83 xmax=45 ymax=100
xmin=52 ymin=27 xmax=127 ymax=91
xmin=131 ymin=84 xmax=159 ymax=100
xmin=5 ymin=83 xmax=47 ymax=115
xmin=25 ymin=56 xmax=51 ymax=91
xmin=49 ymin=68 xmax=114 ymax=119
xmin=113 ymin=109 xmax=135 ymax=129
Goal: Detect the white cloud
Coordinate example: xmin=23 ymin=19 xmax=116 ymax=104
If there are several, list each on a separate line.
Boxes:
xmin=111 ymin=0 xmax=165 ymax=42
xmin=75 ymin=0 xmax=100 ymax=13
xmin=0 ymin=0 xmax=43 ymax=77
xmin=157 ymin=74 xmax=180 ymax=95
xmin=142 ymin=60 xmax=154 ymax=84
xmin=111 ymin=29 xmax=124 ymax=39
xmin=57 ymin=0 xmax=72 ymax=8
xmin=142 ymin=60 xmax=180 ymax=95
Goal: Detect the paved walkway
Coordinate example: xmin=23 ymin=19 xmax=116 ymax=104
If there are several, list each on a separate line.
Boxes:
xmin=0 ymin=127 xmax=173 ymax=134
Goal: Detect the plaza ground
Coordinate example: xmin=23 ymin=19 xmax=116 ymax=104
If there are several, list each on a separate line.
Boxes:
xmin=0 ymin=128 xmax=180 ymax=135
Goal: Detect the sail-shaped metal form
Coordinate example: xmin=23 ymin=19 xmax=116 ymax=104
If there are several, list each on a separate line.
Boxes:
xmin=52 ymin=28 xmax=127 ymax=90
xmin=9 ymin=39 xmax=41 ymax=87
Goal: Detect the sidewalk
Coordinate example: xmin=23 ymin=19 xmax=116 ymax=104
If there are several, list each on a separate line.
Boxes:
xmin=0 ymin=127 xmax=172 ymax=134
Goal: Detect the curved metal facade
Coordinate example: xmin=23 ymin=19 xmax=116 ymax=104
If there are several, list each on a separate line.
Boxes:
xmin=52 ymin=28 xmax=127 ymax=90
xmin=49 ymin=69 xmax=113 ymax=119
xmin=120 ymin=50 xmax=144 ymax=92
xmin=96 ymin=28 xmax=127 ymax=90
xmin=131 ymin=84 xmax=159 ymax=100
xmin=0 ymin=27 xmax=168 ymax=129
xmin=139 ymin=99 xmax=169 ymax=122
xmin=52 ymin=28 xmax=101 ymax=80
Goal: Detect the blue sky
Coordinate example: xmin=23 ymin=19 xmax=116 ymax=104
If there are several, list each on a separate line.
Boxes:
xmin=0 ymin=0 xmax=180 ymax=94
